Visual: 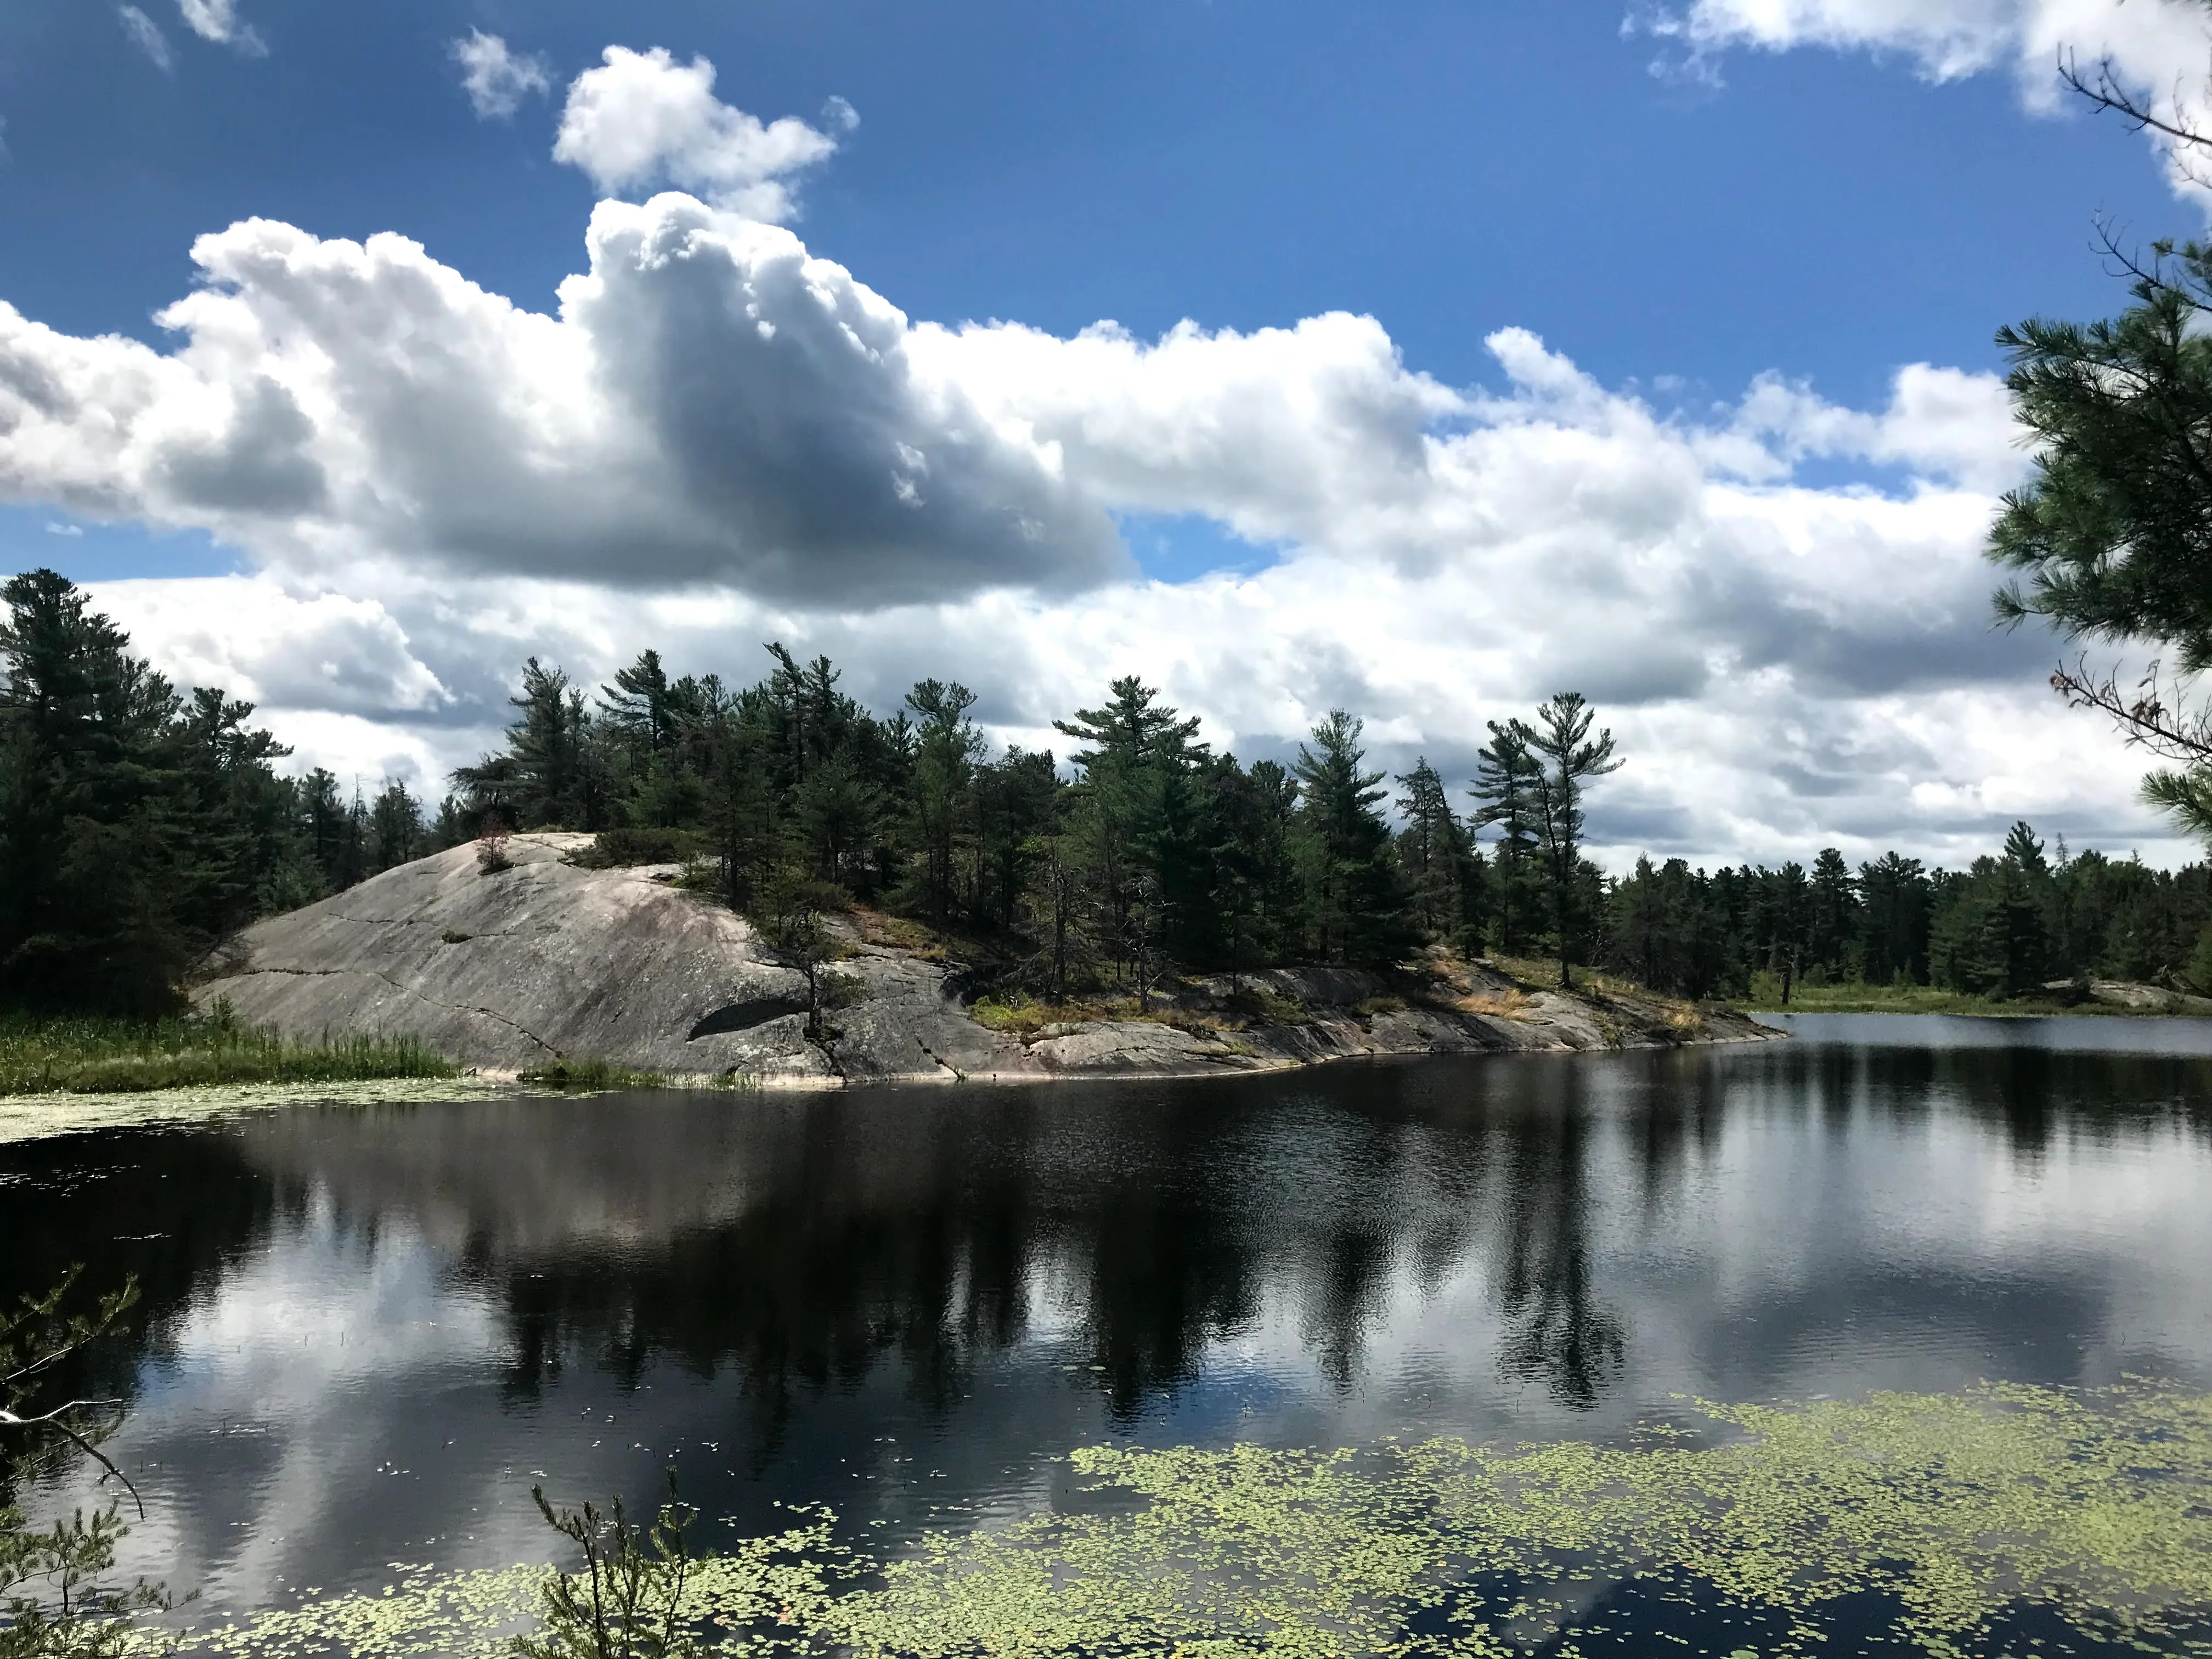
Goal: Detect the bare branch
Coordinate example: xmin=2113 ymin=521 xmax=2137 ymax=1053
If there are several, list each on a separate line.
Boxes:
xmin=2051 ymin=656 xmax=2212 ymax=763
xmin=2060 ymin=50 xmax=2212 ymax=147
xmin=2059 ymin=48 xmax=2212 ymax=188
xmin=0 ymin=1402 xmax=144 ymax=1518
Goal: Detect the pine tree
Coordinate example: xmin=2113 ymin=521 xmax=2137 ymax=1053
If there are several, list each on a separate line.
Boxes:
xmin=597 ymin=649 xmax=677 ymax=761
xmin=1293 ymin=710 xmax=1413 ymax=967
xmin=456 ymin=658 xmax=602 ymax=831
xmin=1052 ymin=678 xmax=1209 ymax=983
xmin=1807 ymin=848 xmax=1860 ymax=981
xmin=367 ymin=780 xmax=425 ymax=874
xmin=903 ymin=679 xmax=982 ymax=929
xmin=1759 ymin=862 xmax=1811 ymax=1004
xmin=1859 ymin=853 xmax=1933 ymax=985
xmin=1504 ymin=693 xmax=1623 ymax=989
xmin=0 ymin=572 xmax=306 ymax=1012
xmin=1395 ymin=758 xmax=1479 ymax=947
xmin=1470 ymin=725 xmax=1543 ymax=955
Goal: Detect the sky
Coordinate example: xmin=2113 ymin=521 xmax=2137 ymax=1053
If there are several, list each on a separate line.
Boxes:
xmin=0 ymin=0 xmax=2207 ymax=869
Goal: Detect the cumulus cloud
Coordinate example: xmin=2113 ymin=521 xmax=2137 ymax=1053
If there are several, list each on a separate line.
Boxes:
xmin=0 ymin=199 xmax=1125 ymax=603
xmin=89 ymin=579 xmax=446 ymax=719
xmin=174 ymin=0 xmax=265 ymax=57
xmin=1729 ymin=362 xmax=2028 ymax=494
xmin=551 ymin=48 xmax=839 ymax=218
xmin=1635 ymin=0 xmax=2212 ymax=196
xmin=119 ymin=5 xmax=175 ymax=73
xmin=452 ymin=31 xmax=552 ymax=121
xmin=552 ymin=47 xmax=845 ymax=220
xmin=0 ymin=128 xmax=2162 ymax=865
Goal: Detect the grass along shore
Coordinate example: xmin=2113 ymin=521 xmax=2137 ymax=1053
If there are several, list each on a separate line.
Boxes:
xmin=1730 ymin=974 xmax=2212 ymax=1017
xmin=0 ymin=1004 xmax=456 ymax=1096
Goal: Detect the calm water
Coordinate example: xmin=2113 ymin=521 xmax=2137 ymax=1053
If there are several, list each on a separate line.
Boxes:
xmin=7 ymin=1014 xmax=2212 ymax=1645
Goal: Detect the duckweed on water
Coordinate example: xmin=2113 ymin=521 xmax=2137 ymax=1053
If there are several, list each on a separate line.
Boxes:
xmin=0 ymin=1076 xmax=509 ymax=1146
xmin=145 ymin=1383 xmax=2212 ymax=1658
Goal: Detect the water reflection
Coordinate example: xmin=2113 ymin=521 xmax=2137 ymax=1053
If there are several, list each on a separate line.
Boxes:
xmin=3 ymin=1025 xmax=2211 ymax=1609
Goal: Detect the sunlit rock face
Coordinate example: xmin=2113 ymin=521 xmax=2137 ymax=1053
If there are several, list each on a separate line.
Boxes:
xmin=191 ymin=833 xmax=831 ymax=1077
xmin=194 ymin=837 xmax=1776 ymax=1080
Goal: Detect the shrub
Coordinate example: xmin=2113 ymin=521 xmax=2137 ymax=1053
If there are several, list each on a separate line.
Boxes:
xmin=517 ymin=1056 xmax=667 ymax=1092
xmin=1228 ymin=986 xmax=1311 ymax=1026
xmin=477 ymin=812 xmax=514 ymax=876
xmin=573 ymin=827 xmax=698 ymax=869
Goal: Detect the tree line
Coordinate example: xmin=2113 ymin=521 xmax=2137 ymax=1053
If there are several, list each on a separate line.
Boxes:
xmin=0 ymin=571 xmax=462 ymax=1013
xmin=8 ymin=566 xmax=2211 ymax=1017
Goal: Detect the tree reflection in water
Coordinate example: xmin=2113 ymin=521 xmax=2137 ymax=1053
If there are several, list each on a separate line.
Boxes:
xmin=2 ymin=1034 xmax=2207 ymax=1459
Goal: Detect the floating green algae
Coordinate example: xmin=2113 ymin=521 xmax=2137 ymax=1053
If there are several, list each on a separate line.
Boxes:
xmin=0 ymin=1076 xmax=510 ymax=1146
xmin=140 ymin=1382 xmax=2212 ymax=1658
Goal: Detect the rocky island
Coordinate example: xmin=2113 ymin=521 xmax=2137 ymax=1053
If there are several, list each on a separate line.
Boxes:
xmin=192 ymin=833 xmax=1781 ymax=1086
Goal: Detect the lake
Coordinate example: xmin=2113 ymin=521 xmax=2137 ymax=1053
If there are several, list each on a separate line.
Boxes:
xmin=6 ymin=1013 xmax=2212 ymax=1656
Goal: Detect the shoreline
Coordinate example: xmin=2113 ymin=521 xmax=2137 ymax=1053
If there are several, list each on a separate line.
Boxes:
xmin=0 ymin=1020 xmax=1787 ymax=1146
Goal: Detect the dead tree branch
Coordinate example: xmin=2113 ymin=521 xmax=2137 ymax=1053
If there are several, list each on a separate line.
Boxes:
xmin=2052 ymin=656 xmax=2212 ymax=764
xmin=2059 ymin=48 xmax=2212 ymax=188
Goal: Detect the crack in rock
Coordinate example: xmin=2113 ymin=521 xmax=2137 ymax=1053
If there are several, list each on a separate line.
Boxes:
xmin=325 ymin=915 xmax=528 ymax=937
xmin=211 ymin=966 xmax=559 ymax=1055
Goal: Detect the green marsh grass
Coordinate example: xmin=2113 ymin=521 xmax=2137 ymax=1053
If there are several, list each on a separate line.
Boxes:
xmin=516 ymin=1056 xmax=763 ymax=1092
xmin=517 ymin=1055 xmax=670 ymax=1091
xmin=0 ymin=1005 xmax=455 ymax=1096
xmin=1733 ymin=977 xmax=2126 ymax=1017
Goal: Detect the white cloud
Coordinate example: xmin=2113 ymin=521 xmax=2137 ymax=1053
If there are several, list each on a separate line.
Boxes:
xmin=174 ymin=0 xmax=265 ymax=57
xmin=92 ymin=578 xmax=448 ymax=718
xmin=552 ymin=46 xmax=844 ymax=221
xmin=1637 ymin=0 xmax=2212 ymax=197
xmin=43 ymin=520 xmax=82 ymax=536
xmin=451 ymin=30 xmax=552 ymax=121
xmin=0 ymin=120 xmax=2167 ymax=866
xmin=119 ymin=5 xmax=175 ymax=73
xmin=1729 ymin=362 xmax=2028 ymax=494
xmin=0 ymin=196 xmax=1124 ymax=603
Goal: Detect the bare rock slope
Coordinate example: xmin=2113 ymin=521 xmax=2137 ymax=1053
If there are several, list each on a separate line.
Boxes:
xmin=195 ymin=835 xmax=1779 ymax=1084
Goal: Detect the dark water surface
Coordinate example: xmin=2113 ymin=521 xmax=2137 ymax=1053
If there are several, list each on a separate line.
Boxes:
xmin=6 ymin=1015 xmax=2212 ymax=1643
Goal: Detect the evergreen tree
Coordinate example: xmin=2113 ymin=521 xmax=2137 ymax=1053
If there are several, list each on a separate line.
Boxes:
xmin=1053 ymin=678 xmax=1209 ymax=984
xmin=367 ymin=780 xmax=425 ymax=875
xmin=1988 ymin=236 xmax=2212 ymax=843
xmin=1806 ymin=848 xmax=1860 ymax=981
xmin=597 ymin=648 xmax=677 ymax=763
xmin=1859 ymin=853 xmax=1933 ymax=985
xmin=1758 ymin=861 xmax=1811 ymax=1004
xmin=1292 ymin=710 xmax=1413 ymax=966
xmin=0 ymin=572 xmax=307 ymax=1013
xmin=1506 ymin=693 xmax=1623 ymax=989
xmin=1395 ymin=758 xmax=1481 ymax=947
xmin=456 ymin=658 xmax=605 ymax=831
xmin=1470 ymin=725 xmax=1543 ymax=955
xmin=903 ymin=679 xmax=982 ymax=929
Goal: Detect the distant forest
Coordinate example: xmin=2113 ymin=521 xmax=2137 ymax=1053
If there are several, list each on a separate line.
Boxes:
xmin=4 ymin=567 xmax=2209 ymax=1015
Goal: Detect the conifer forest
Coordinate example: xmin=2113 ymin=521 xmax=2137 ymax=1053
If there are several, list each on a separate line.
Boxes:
xmin=4 ymin=566 xmax=2206 ymax=1018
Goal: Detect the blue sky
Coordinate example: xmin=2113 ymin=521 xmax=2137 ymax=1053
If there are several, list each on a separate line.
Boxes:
xmin=2 ymin=0 xmax=2175 ymax=410
xmin=0 ymin=0 xmax=2204 ymax=863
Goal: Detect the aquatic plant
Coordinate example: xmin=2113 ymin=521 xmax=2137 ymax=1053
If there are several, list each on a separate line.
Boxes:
xmin=517 ymin=1058 xmax=670 ymax=1092
xmin=515 ymin=1478 xmax=702 ymax=1659
xmin=147 ymin=1382 xmax=2212 ymax=1658
xmin=0 ymin=1076 xmax=510 ymax=1148
xmin=0 ymin=1007 xmax=454 ymax=1097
